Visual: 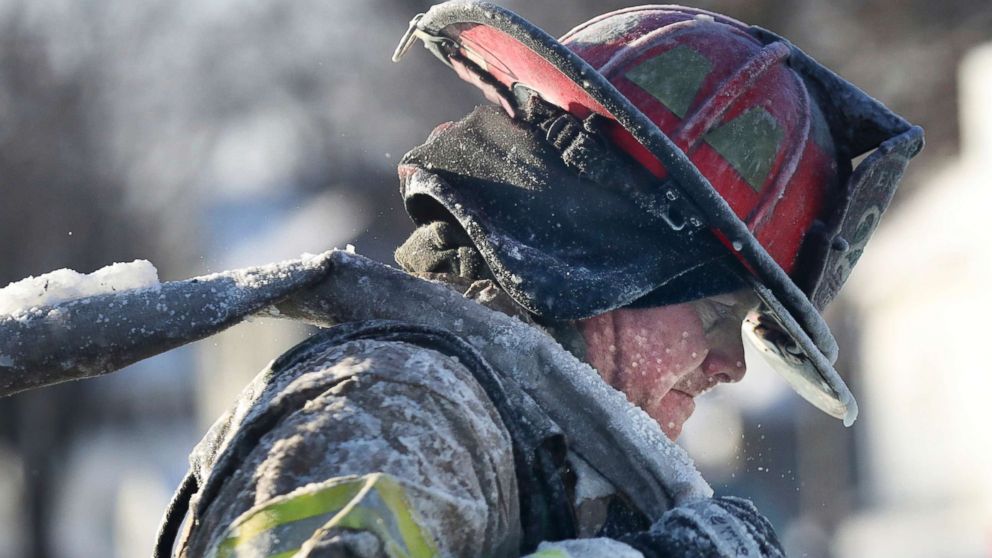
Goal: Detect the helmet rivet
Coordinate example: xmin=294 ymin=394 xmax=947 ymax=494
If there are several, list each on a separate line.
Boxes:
xmin=831 ymin=236 xmax=850 ymax=252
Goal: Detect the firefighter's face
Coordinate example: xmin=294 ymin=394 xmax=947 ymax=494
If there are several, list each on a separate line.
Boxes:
xmin=577 ymin=290 xmax=757 ymax=439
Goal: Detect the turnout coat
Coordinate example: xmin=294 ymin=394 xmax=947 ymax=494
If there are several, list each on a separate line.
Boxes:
xmin=0 ymin=248 xmax=782 ymax=557
xmin=157 ymin=252 xmax=784 ymax=557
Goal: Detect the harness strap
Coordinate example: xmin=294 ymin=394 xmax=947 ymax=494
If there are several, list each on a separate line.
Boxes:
xmin=153 ymin=470 xmax=197 ymax=558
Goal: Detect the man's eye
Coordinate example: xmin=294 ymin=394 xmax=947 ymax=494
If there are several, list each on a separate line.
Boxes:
xmin=698 ymin=302 xmax=727 ymax=333
xmin=709 ymin=301 xmax=734 ymax=320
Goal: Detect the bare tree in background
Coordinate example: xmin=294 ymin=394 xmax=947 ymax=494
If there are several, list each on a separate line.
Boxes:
xmin=0 ymin=7 xmax=155 ymax=556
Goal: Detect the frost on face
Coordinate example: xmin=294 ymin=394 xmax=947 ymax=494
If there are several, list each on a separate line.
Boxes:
xmin=0 ymin=260 xmax=160 ymax=316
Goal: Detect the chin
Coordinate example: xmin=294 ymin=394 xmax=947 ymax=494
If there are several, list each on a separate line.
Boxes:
xmin=646 ymin=389 xmax=697 ymax=440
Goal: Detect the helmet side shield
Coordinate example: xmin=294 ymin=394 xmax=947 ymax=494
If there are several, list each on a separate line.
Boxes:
xmin=742 ymin=28 xmax=923 ymax=424
xmin=741 ymin=123 xmax=921 ymax=424
xmin=800 ymin=125 xmax=924 ymax=310
xmin=394 ymin=1 xmax=923 ymax=425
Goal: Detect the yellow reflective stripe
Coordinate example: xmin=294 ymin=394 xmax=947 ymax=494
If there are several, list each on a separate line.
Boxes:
xmin=212 ymin=477 xmax=365 ymax=558
xmin=209 ymin=473 xmax=438 ymax=558
xmin=528 ymin=549 xmax=571 ymax=558
xmin=223 ymin=479 xmax=364 ymax=550
xmin=369 ymin=474 xmax=436 ymax=558
xmin=309 ymin=473 xmax=437 ymax=558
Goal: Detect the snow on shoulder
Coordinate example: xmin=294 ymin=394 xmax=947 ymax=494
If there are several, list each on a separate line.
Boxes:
xmin=0 ymin=260 xmax=160 ymax=315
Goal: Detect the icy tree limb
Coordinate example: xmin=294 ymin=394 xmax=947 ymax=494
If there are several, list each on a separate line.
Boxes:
xmin=0 ymin=253 xmax=334 ymax=397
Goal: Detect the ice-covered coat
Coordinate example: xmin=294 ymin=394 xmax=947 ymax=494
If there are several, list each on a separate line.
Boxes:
xmin=156 ymin=252 xmax=784 ymax=558
xmin=0 ymin=249 xmax=783 ymax=556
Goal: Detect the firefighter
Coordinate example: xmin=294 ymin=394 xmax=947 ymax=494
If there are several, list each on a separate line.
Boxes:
xmin=152 ymin=2 xmax=922 ymax=556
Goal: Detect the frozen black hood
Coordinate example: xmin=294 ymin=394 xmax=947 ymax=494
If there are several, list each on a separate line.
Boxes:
xmin=399 ymin=105 xmax=744 ymax=320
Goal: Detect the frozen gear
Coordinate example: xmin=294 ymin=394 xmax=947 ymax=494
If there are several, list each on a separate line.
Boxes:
xmin=168 ymin=324 xmax=525 ymax=557
xmin=621 ymin=497 xmax=784 ymax=558
xmin=159 ymin=318 xmax=783 ymax=557
xmin=0 ymin=243 xmax=786 ymax=554
xmin=400 ymin=104 xmax=747 ymax=316
xmin=393 ymin=1 xmax=924 ymax=423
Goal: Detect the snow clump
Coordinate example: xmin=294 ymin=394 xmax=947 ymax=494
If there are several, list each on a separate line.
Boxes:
xmin=0 ymin=260 xmax=159 ymax=315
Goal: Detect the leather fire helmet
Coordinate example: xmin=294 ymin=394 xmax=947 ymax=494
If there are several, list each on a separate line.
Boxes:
xmin=394 ymin=2 xmax=923 ymax=425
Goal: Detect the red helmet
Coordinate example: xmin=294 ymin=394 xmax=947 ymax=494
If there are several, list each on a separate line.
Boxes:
xmin=562 ymin=8 xmax=840 ymax=277
xmin=394 ymin=2 xmax=922 ymax=424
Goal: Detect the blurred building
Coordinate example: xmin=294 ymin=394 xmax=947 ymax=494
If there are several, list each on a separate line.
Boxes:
xmin=838 ymin=42 xmax=992 ymax=558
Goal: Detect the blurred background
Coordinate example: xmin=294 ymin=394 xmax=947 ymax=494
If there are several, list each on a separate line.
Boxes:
xmin=0 ymin=0 xmax=989 ymax=556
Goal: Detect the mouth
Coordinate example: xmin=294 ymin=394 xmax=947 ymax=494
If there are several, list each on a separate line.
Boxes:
xmin=672 ymin=371 xmax=722 ymax=399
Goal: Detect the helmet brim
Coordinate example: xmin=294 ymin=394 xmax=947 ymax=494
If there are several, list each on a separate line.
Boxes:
xmin=394 ymin=0 xmax=918 ymax=424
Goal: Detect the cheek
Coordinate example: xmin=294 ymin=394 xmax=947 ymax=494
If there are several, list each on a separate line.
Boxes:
xmin=577 ymin=313 xmax=618 ymax=385
xmin=577 ymin=305 xmax=709 ymax=402
xmin=613 ymin=305 xmax=709 ymax=374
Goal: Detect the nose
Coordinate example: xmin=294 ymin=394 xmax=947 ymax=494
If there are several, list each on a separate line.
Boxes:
xmin=701 ymin=347 xmax=747 ymax=384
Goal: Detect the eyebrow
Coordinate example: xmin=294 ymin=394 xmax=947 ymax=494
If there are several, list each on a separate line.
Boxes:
xmin=696 ymin=300 xmax=727 ymax=334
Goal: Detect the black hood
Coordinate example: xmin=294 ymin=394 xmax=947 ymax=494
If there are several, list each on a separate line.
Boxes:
xmin=399 ymin=105 xmax=744 ymax=320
